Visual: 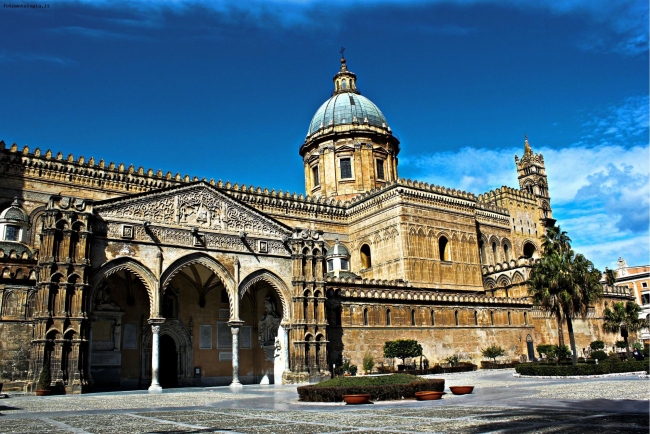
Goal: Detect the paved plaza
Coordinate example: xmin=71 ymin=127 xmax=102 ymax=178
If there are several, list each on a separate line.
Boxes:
xmin=0 ymin=370 xmax=648 ymax=433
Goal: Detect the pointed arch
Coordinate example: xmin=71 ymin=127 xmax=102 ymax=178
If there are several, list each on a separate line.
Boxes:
xmin=90 ymin=257 xmax=157 ymax=316
xmin=239 ymin=268 xmax=291 ymax=323
xmin=161 ymin=253 xmax=236 ymax=319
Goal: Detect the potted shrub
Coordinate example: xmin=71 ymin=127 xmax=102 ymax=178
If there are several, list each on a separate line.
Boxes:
xmin=36 ymin=361 xmax=52 ymax=396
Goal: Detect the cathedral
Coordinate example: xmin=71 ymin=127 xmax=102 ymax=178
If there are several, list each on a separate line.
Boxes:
xmin=0 ymin=57 xmax=634 ymax=393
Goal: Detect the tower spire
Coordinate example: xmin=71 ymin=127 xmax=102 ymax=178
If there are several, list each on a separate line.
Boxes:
xmin=524 ymin=135 xmax=532 ymax=156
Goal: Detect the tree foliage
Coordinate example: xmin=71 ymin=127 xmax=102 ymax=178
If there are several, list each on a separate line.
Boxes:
xmin=383 ymin=339 xmax=423 ymax=366
xmin=481 ymin=344 xmax=506 ymax=363
xmin=528 ymin=224 xmax=603 ymax=365
xmin=589 ymin=340 xmax=605 ymax=351
xmin=603 ymin=300 xmax=644 ymax=359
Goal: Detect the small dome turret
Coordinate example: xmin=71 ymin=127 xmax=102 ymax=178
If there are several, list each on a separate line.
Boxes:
xmin=0 ymin=198 xmax=30 ymax=243
xmin=326 ymin=239 xmax=356 ymax=277
xmin=0 ymin=198 xmax=29 ymax=223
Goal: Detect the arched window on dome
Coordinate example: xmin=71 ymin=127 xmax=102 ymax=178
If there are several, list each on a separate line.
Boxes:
xmin=342 ymin=79 xmax=347 ymax=89
xmin=312 ymin=165 xmax=320 ymax=188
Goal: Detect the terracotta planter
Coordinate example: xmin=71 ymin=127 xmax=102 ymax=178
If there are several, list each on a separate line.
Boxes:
xmin=342 ymin=394 xmax=372 ymax=405
xmin=415 ymin=391 xmax=445 ymax=401
xmin=449 ymin=386 xmax=474 ymax=395
xmin=35 ymin=389 xmax=52 ymax=396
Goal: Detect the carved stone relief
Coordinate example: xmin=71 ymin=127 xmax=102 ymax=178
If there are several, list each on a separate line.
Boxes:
xmin=97 ymin=185 xmax=289 ymax=238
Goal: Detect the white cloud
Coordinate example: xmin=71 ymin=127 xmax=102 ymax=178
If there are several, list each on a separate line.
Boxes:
xmin=401 ymin=95 xmax=649 ymax=270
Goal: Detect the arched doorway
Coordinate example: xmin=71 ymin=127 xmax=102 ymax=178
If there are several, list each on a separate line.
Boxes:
xmin=159 ymin=335 xmax=178 ymax=388
xmin=238 ymin=271 xmax=288 ymax=384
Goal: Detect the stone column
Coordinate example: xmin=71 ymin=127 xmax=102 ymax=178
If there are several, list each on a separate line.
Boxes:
xmin=148 ymin=318 xmax=165 ymax=393
xmin=283 ymin=325 xmax=290 ymax=372
xmin=228 ymin=321 xmax=243 ymax=389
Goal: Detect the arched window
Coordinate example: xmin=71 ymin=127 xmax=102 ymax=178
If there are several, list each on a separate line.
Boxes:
xmin=523 ymin=242 xmax=536 ymax=259
xmin=474 ymin=310 xmax=478 ymax=325
xmin=386 ymin=309 xmax=391 ymax=326
xmin=524 ymin=312 xmax=528 ymax=325
xmin=478 ymin=240 xmax=486 ymax=264
xmin=508 ymin=311 xmax=512 ymax=325
xmin=439 ymin=236 xmax=450 ymax=261
xmin=454 ymin=310 xmax=459 ymax=326
xmin=363 ymin=308 xmax=368 ymax=326
xmin=341 ymin=259 xmax=350 ymax=270
xmin=3 ymin=291 xmax=17 ymax=317
xmin=342 ymin=79 xmax=347 ymax=89
xmin=327 ymin=260 xmax=334 ymax=272
xmin=490 ymin=310 xmax=495 ymax=325
xmin=430 ymin=310 xmax=435 ymax=325
xmin=312 ymin=165 xmax=320 ymax=188
xmin=360 ymin=244 xmax=372 ymax=268
xmin=503 ymin=243 xmax=511 ymax=262
xmin=411 ymin=309 xmax=416 ymax=326
xmin=492 ymin=242 xmax=498 ymax=263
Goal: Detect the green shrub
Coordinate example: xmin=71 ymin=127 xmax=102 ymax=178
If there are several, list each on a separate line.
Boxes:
xmin=536 ymin=344 xmax=556 ymax=359
xmin=590 ymin=340 xmax=605 ymax=351
xmin=632 ymin=342 xmax=643 ymax=350
xmin=515 ymin=360 xmax=648 ymax=376
xmin=590 ymin=350 xmax=608 ymax=360
xmin=362 ymin=352 xmax=374 ymax=373
xmin=615 ymin=340 xmax=627 ymax=349
xmin=37 ymin=361 xmax=51 ymax=390
xmin=297 ymin=374 xmax=444 ymax=402
xmin=481 ymin=344 xmax=506 ymax=363
xmin=556 ymin=345 xmax=571 ymax=361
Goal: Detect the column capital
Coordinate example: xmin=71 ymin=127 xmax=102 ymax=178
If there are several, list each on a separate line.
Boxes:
xmin=148 ymin=317 xmax=165 ymax=326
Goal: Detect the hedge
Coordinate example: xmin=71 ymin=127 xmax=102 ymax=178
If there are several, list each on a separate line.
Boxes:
xmin=480 ymin=361 xmax=518 ymax=370
xmin=297 ymin=374 xmax=445 ymax=402
xmin=515 ymin=360 xmax=649 ymax=376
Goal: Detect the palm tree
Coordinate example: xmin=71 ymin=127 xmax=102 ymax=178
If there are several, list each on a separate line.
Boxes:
xmin=604 ymin=268 xmax=617 ymax=288
xmin=603 ymin=301 xmax=644 ymax=359
xmin=528 ymin=225 xmax=603 ymax=365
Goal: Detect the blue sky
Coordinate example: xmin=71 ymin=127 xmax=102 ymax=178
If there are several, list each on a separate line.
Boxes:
xmin=1 ymin=0 xmax=648 ymax=271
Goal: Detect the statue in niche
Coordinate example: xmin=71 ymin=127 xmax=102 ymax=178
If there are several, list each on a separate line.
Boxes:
xmin=259 ymin=296 xmax=281 ymax=360
xmin=94 ymin=282 xmax=121 ymax=311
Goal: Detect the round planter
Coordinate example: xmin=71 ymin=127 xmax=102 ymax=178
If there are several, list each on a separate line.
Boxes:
xmin=35 ymin=389 xmax=52 ymax=396
xmin=449 ymin=386 xmax=474 ymax=395
xmin=342 ymin=394 xmax=372 ymax=405
xmin=415 ymin=391 xmax=445 ymax=401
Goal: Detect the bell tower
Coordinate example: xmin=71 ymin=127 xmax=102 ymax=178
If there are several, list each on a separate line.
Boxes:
xmin=515 ymin=137 xmax=555 ymax=227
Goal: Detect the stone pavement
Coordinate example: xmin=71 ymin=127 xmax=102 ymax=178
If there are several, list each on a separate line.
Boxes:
xmin=0 ymin=370 xmax=648 ymax=433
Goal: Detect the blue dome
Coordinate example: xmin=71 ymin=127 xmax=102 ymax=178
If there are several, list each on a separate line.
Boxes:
xmin=308 ymin=93 xmax=388 ymax=136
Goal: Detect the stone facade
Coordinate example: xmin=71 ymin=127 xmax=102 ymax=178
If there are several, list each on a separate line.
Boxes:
xmin=0 ymin=57 xmax=636 ymax=393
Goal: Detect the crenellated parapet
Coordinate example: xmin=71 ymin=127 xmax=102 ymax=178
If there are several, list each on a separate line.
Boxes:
xmin=478 ymin=185 xmax=538 ymax=207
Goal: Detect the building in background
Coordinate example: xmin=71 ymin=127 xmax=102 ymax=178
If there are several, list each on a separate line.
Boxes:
xmin=609 ymin=258 xmax=650 ymax=344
